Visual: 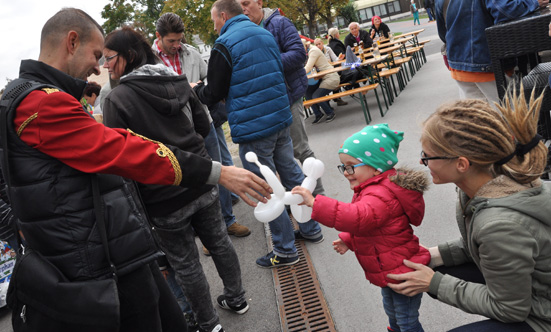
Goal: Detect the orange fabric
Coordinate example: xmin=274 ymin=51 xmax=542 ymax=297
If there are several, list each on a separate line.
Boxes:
xmin=450 ymin=69 xmax=495 ymax=82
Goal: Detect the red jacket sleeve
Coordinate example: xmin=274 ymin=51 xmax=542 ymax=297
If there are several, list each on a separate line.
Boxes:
xmin=15 ymin=89 xmax=212 ymax=186
xmin=311 ymin=194 xmax=389 ymax=235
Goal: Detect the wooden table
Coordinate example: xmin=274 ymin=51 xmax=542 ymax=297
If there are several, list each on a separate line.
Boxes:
xmin=307 ymin=55 xmax=389 ymax=80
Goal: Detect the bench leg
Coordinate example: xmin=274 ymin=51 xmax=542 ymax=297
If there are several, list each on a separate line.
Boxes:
xmin=382 ymin=77 xmax=394 ymax=104
xmin=372 ymin=87 xmax=387 ymax=117
xmin=378 ymin=81 xmax=390 ymax=109
xmin=389 ymin=75 xmax=398 ymax=97
xmin=358 ymin=92 xmax=371 ymax=124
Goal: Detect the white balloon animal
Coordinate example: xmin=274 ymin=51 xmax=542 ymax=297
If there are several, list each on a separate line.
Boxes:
xmin=245 ymin=152 xmax=324 ymax=223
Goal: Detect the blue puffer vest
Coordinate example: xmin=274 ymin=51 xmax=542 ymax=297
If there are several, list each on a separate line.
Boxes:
xmin=216 ymin=14 xmax=292 ymax=144
xmin=1 ymin=72 xmax=159 ymax=281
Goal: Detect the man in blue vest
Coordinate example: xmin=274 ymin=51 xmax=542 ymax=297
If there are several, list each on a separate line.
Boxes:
xmin=193 ymin=0 xmax=323 ymax=269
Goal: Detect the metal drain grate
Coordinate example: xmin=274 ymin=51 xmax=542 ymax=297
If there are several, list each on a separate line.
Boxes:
xmin=272 ymin=240 xmax=336 ymax=332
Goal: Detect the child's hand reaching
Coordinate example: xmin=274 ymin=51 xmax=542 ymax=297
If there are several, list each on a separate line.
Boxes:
xmin=291 ymin=186 xmax=315 ymax=207
xmin=332 ymin=238 xmax=349 ymax=254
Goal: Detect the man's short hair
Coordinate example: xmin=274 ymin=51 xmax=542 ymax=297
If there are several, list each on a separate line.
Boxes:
xmin=83 ymin=82 xmax=101 ymax=97
xmin=41 ymin=8 xmax=104 ymax=50
xmin=212 ymin=0 xmax=243 ymax=18
xmin=348 ymin=22 xmax=359 ymax=30
xmin=156 ymin=12 xmax=185 ymax=37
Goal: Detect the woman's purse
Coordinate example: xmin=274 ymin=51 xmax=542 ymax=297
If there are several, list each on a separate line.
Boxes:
xmin=0 ymin=80 xmax=120 ymax=331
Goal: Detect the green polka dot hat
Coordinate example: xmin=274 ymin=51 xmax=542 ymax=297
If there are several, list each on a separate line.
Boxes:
xmin=339 ymin=124 xmax=404 ymax=173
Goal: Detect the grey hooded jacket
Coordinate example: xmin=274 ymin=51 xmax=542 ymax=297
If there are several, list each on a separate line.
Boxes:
xmin=429 ymin=176 xmax=551 ymax=331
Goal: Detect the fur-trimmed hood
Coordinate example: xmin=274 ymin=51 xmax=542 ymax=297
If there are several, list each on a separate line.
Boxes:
xmin=389 ymin=167 xmax=430 ymax=194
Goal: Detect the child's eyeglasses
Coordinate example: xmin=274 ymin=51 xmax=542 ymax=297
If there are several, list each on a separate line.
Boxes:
xmin=420 ymin=151 xmax=458 ymax=166
xmin=337 ymin=163 xmax=365 ymax=175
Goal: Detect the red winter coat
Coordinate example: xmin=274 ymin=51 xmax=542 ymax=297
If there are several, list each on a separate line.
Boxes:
xmin=311 ymin=168 xmax=431 ymax=287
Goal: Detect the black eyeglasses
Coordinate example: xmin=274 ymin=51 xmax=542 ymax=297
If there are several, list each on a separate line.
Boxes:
xmin=104 ymin=53 xmax=119 ymax=63
xmin=420 ymin=151 xmax=458 ymax=166
xmin=337 ymin=163 xmax=365 ymax=175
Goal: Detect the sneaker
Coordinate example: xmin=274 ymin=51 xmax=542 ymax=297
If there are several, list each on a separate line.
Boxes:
xmin=336 ymin=99 xmax=348 ymax=106
xmin=325 ymin=113 xmax=336 ymax=123
xmin=202 ymin=245 xmax=211 ymax=256
xmin=294 ymin=230 xmax=324 ymax=244
xmin=312 ymin=115 xmax=325 ymax=124
xmin=217 ymin=295 xmax=250 ymax=314
xmin=197 ymin=324 xmax=224 ymax=332
xmin=256 ymin=251 xmax=299 ymax=268
xmin=227 ymin=222 xmax=251 ymax=237
xmin=231 ymin=196 xmax=240 ymax=206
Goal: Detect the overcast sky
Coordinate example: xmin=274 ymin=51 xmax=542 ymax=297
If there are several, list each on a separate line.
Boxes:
xmin=0 ymin=1 xmax=109 ymax=88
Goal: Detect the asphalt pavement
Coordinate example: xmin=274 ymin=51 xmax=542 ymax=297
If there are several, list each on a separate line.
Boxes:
xmin=0 ymin=17 xmax=487 ymax=332
xmin=197 ymin=18 xmax=488 ymax=332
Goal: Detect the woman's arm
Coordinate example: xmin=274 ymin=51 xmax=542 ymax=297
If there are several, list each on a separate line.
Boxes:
xmin=389 ymin=220 xmax=536 ymax=323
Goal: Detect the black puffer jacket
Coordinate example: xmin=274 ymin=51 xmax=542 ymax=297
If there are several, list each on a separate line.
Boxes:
xmin=103 ymin=64 xmax=214 ymax=217
xmin=3 ymin=61 xmax=159 ymax=280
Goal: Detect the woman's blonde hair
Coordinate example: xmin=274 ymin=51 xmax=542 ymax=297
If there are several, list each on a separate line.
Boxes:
xmin=421 ymin=87 xmax=547 ymax=184
xmin=328 ymin=28 xmax=339 ymax=39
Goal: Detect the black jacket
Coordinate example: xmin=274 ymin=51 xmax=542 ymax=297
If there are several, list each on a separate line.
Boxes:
xmin=370 ymin=22 xmax=391 ymax=38
xmin=3 ymin=60 xmax=159 ymax=280
xmin=104 ymin=66 xmax=214 ymax=217
xmin=328 ymin=37 xmax=347 ymax=58
xmin=344 ymin=29 xmax=373 ymax=49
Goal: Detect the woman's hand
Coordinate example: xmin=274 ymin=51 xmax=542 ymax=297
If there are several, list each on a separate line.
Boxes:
xmin=332 ymin=238 xmax=349 ymax=254
xmin=386 ymin=260 xmax=435 ymax=297
xmin=370 ymin=30 xmax=376 ymax=39
xmin=291 ymin=186 xmax=315 ymax=207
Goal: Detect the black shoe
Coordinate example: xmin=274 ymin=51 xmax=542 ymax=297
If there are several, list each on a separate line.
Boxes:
xmin=184 ymin=313 xmax=199 ymax=331
xmin=294 ymin=230 xmax=324 ymax=244
xmin=197 ymin=325 xmax=224 ymax=332
xmin=231 ymin=196 xmax=240 ymax=206
xmin=256 ymin=251 xmax=299 ymax=268
xmin=217 ymin=295 xmax=249 ymax=314
xmin=312 ymin=115 xmax=325 ymax=124
xmin=325 ymin=113 xmax=336 ymax=123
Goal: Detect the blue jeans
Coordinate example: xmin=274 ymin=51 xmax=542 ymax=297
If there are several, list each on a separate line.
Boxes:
xmin=204 ymin=123 xmax=236 ymax=227
xmin=215 ymin=125 xmax=239 ymax=201
xmin=426 ymin=7 xmax=434 ymax=21
xmin=238 ymin=128 xmax=322 ymax=257
xmin=381 ymin=287 xmax=424 ymax=332
xmin=151 ymin=189 xmax=245 ymax=331
xmin=165 ymin=266 xmax=192 ymax=315
xmin=306 ymin=83 xmax=335 ymax=118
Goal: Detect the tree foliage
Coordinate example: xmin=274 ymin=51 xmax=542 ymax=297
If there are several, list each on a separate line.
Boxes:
xmin=337 ymin=1 xmax=358 ymax=26
xmin=101 ymin=0 xmax=165 ymax=43
xmin=163 ymin=0 xmax=218 ymax=45
xmin=317 ymin=0 xmax=349 ymax=29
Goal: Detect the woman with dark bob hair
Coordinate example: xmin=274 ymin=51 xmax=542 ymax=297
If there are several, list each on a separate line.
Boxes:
xmin=102 ymin=26 xmax=248 ymax=332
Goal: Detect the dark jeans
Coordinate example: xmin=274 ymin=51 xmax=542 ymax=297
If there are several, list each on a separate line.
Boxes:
xmin=151 ymin=189 xmax=245 ymax=331
xmin=306 ymin=82 xmax=335 ymax=118
xmin=433 ymin=264 xmax=535 ymax=332
xmin=381 ymin=287 xmax=424 ymax=332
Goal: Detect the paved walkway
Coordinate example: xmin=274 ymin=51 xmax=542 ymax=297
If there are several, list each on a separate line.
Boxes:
xmin=196 ymin=20 xmax=491 ymax=332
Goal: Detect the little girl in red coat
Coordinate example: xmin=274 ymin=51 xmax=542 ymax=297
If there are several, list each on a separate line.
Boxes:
xmin=293 ymin=124 xmax=430 ymax=332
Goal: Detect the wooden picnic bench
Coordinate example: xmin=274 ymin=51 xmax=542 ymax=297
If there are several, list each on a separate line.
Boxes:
xmin=303 ymin=84 xmax=380 ymax=125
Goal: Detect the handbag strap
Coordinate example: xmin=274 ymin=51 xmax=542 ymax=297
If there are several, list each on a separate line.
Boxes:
xmin=0 ymin=80 xmax=117 ymax=280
